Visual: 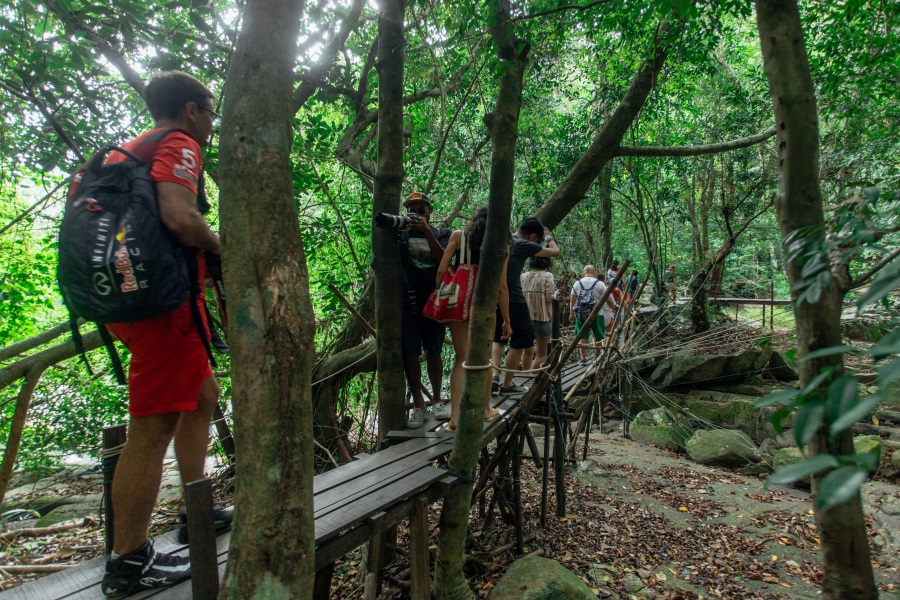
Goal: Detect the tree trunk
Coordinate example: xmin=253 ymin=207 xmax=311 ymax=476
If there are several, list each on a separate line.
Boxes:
xmin=755 ymin=1 xmax=877 ymax=598
xmin=218 ymin=0 xmax=315 ymax=596
xmin=0 ymin=363 xmax=47 ymax=503
xmin=434 ymin=2 xmax=526 ymax=597
xmin=372 ymin=0 xmax=407 ymax=442
xmin=598 ymin=166 xmax=612 ymax=269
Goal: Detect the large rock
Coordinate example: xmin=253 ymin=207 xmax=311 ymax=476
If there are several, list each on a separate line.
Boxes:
xmin=840 ymin=308 xmax=893 ymax=343
xmin=630 ymin=408 xmax=694 ymax=453
xmin=35 ymin=497 xmax=100 ymax=527
xmin=767 ymin=350 xmax=799 ymax=381
xmin=854 ymin=435 xmax=883 ymax=467
xmin=489 ymin=556 xmax=595 ymax=600
xmin=681 ymin=390 xmax=788 ymax=441
xmin=648 ymin=339 xmax=773 ymax=388
xmin=772 ymin=447 xmax=806 ymax=470
xmin=892 ymin=451 xmax=900 ymax=471
xmin=686 ymin=429 xmax=761 ymax=466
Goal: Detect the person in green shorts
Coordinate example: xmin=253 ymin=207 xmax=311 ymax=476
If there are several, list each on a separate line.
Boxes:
xmin=569 ymin=265 xmax=617 ymax=366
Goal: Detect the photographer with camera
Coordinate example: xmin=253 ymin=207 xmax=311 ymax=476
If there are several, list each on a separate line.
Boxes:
xmin=378 ymin=192 xmax=451 ymax=428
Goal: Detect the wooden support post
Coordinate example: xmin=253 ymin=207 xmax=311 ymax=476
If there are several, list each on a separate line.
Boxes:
xmin=524 ymin=424 xmax=543 ymax=469
xmin=554 ymin=410 xmax=566 ymax=518
xmin=409 ymin=497 xmax=431 ymax=600
xmin=623 ymin=373 xmax=633 ymax=439
xmin=541 ymin=413 xmax=550 ymax=527
xmin=582 ymin=400 xmax=593 ymax=462
xmin=102 ymin=424 xmax=127 ymax=555
xmin=366 ymin=531 xmax=386 ymax=596
xmin=313 ymin=563 xmax=335 ymax=600
xmin=185 ymin=478 xmax=219 ymax=600
xmin=770 ymin=282 xmax=775 ymax=329
xmin=363 ymin=573 xmax=378 ymax=600
xmin=212 ymin=403 xmax=236 ymax=464
xmin=513 ymin=433 xmax=525 ymax=555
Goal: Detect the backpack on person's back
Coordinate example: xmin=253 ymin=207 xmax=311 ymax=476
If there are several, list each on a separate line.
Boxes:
xmin=58 ymin=129 xmax=221 ymax=382
xmin=572 ymin=279 xmax=599 ymax=319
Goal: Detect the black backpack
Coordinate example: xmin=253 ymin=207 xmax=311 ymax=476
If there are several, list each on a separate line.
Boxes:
xmin=58 ymin=129 xmax=220 ymax=383
xmin=573 ymin=279 xmax=599 ymax=319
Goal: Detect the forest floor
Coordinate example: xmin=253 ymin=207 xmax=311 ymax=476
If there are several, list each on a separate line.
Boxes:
xmin=0 ymin=423 xmax=898 ymax=599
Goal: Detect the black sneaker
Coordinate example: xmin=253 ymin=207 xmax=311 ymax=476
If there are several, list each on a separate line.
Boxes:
xmin=499 ymin=384 xmax=528 ymax=396
xmin=177 ymin=504 xmax=234 ymax=544
xmin=491 ymin=376 xmax=500 ymax=395
xmin=101 ymin=541 xmax=191 ymax=597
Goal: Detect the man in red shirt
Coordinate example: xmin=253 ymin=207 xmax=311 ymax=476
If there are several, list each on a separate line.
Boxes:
xmin=101 ymin=71 xmax=222 ymax=597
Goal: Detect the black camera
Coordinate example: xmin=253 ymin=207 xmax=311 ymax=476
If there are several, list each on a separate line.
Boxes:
xmin=374 ymin=211 xmax=416 ymax=229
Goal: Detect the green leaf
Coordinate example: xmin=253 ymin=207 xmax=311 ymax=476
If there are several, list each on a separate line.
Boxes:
xmin=771 ymin=406 xmax=793 ymax=434
xmin=817 ymin=465 xmax=869 ymax=511
xmin=801 ymin=369 xmax=832 ymax=395
xmin=794 ymin=401 xmax=825 ymax=448
xmin=804 ymin=281 xmax=822 ymax=304
xmin=785 ymin=348 xmax=797 ymax=362
xmin=800 ymin=345 xmax=856 ymax=362
xmin=826 ymin=375 xmax=858 ymax=425
xmin=877 ymin=357 xmax=900 ymax=388
xmin=829 ymin=392 xmax=885 ymax=437
xmin=870 ymin=329 xmax=900 ymax=359
xmin=857 ymin=261 xmax=900 ymax=307
xmin=767 ymin=454 xmax=837 ymax=486
xmin=840 ymin=452 xmax=878 ymax=471
xmin=753 ymin=389 xmax=798 ymax=410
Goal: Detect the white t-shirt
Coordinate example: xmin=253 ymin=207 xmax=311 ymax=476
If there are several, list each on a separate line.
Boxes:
xmin=571 ymin=276 xmax=612 ymax=320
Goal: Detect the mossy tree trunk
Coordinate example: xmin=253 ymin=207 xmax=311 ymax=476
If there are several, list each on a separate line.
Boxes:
xmin=433 ymin=1 xmax=527 ymax=598
xmin=372 ymin=0 xmax=407 ymax=442
xmin=756 ymin=1 xmax=877 ymax=597
xmin=218 ymin=0 xmax=315 ymax=596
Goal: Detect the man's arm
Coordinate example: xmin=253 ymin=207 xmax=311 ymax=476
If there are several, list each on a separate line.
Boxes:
xmin=535 ymin=227 xmax=560 ymax=258
xmin=157 ymin=182 xmax=220 ymax=253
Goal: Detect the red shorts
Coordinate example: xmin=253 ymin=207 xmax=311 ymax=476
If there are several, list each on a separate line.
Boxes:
xmin=107 ymin=301 xmax=213 ymax=418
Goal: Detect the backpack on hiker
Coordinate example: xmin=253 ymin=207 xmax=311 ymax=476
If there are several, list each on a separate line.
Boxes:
xmin=572 ymin=279 xmax=599 ymax=319
xmin=58 ymin=129 xmax=223 ymax=384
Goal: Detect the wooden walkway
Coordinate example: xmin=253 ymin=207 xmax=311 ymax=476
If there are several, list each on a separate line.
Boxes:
xmin=1 ymin=361 xmax=606 ymax=600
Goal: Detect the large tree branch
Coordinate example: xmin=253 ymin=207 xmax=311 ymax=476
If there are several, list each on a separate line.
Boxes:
xmin=292 ymin=0 xmax=365 ymax=113
xmin=616 ymin=126 xmax=776 ymax=157
xmin=0 ymin=330 xmax=101 ymax=391
xmin=849 ymin=246 xmax=900 ymax=291
xmin=535 ymin=24 xmax=673 ymax=229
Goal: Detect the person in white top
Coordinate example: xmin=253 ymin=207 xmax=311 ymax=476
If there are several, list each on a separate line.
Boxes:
xmin=569 ymin=265 xmax=617 ymax=365
xmin=521 ymin=256 xmax=557 ymax=367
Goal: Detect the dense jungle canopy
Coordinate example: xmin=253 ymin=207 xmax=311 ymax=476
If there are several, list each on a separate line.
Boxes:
xmin=0 ymin=0 xmax=898 ymax=596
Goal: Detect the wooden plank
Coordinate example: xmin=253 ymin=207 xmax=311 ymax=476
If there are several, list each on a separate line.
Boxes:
xmin=313 ymin=436 xmax=450 ymax=494
xmin=678 ymin=296 xmax=792 ymax=306
xmin=314 ymin=476 xmax=455 ymax=570
xmin=384 ymin=430 xmax=454 ymax=441
xmin=314 ymin=465 xmax=447 ymax=545
xmin=313 ymin=440 xmax=454 ymax=520
xmin=1 ymin=528 xmax=188 ymax=600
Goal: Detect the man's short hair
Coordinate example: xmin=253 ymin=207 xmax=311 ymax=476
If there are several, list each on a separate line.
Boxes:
xmin=518 ymin=217 xmax=544 ymax=239
xmin=584 ymin=264 xmax=596 ymax=275
xmin=145 ymin=71 xmax=214 ymax=121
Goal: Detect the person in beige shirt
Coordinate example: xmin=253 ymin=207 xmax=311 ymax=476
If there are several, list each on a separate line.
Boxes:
xmin=521 ymin=256 xmax=557 ymax=367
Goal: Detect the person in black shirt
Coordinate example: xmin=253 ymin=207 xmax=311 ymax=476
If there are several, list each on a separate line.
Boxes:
xmin=400 ymin=192 xmax=451 ymax=428
xmin=491 ymin=217 xmax=560 ymax=395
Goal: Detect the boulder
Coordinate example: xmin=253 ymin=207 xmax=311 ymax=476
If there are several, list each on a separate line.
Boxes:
xmin=35 ymin=498 xmax=100 ymax=527
xmin=892 ymin=451 xmax=900 ymax=471
xmin=686 ymin=429 xmax=761 ymax=466
xmin=759 ymin=438 xmax=779 ymax=464
xmin=648 ymin=339 xmax=773 ymax=388
xmin=853 ymin=435 xmax=883 ymax=466
xmin=489 ymin=556 xmax=595 ymax=600
xmin=630 ymin=408 xmax=694 ymax=453
xmin=772 ymin=447 xmax=806 ymax=471
xmin=767 ymin=350 xmax=799 ymax=381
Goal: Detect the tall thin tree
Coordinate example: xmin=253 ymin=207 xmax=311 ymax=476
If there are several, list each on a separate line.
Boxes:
xmin=218 ymin=0 xmax=316 ymax=596
xmin=756 ymin=0 xmax=877 ymax=597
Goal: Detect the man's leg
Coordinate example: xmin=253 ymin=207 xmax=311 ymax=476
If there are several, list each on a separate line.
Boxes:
xmin=173 ymin=376 xmax=219 ymax=485
xmin=112 ymin=413 xmax=180 ymax=554
xmin=502 ymin=348 xmax=523 ymax=387
xmin=425 ymin=353 xmax=443 ymax=404
xmin=403 ymin=355 xmax=427 ymax=410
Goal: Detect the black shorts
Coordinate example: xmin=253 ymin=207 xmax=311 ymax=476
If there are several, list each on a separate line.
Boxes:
xmin=402 ymin=303 xmax=446 ymax=357
xmin=494 ymin=303 xmax=535 ymax=349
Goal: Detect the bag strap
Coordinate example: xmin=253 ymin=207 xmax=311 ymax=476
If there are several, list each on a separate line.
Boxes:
xmin=97 ymin=324 xmax=127 ymax=385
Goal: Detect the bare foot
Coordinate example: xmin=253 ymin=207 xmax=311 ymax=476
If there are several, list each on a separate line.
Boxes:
xmin=483 ymin=408 xmax=500 ymax=421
